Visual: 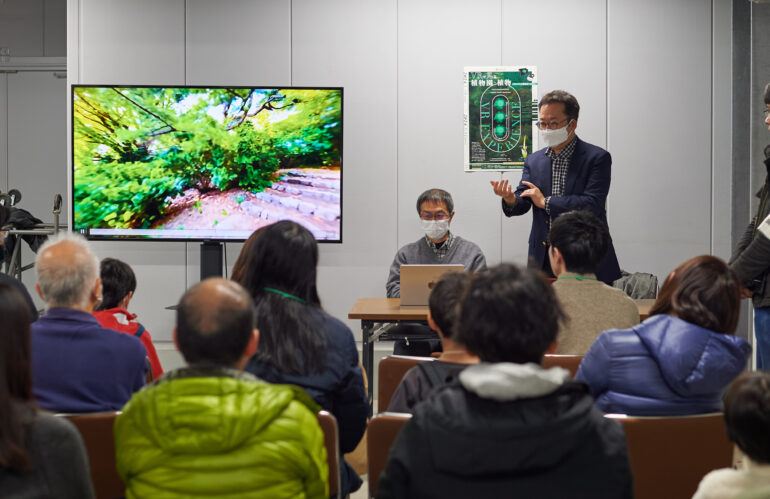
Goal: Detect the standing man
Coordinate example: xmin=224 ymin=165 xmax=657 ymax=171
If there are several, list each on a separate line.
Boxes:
xmin=490 ymin=90 xmax=621 ymax=285
xmin=730 ymin=82 xmax=770 ymax=370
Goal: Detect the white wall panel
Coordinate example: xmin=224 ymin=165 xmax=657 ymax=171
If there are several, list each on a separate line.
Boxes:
xmin=293 ymin=0 xmax=398 ymax=328
xmin=186 ymin=0 xmax=291 ymax=86
xmin=80 ymin=0 xmax=185 ymax=85
xmin=398 ymin=0 xmax=502 ymax=267
xmin=607 ymin=0 xmax=712 ymax=281
xmin=44 ymin=0 xmax=66 ymax=57
xmin=499 ymin=0 xmax=607 ymax=267
xmin=7 ymin=72 xmax=67 ymax=223
xmin=712 ymin=0 xmax=732 ymax=260
xmin=0 ymin=0 xmax=44 ymax=57
xmin=0 ymin=75 xmax=7 ymax=194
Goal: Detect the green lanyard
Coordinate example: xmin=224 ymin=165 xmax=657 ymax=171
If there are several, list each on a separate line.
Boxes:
xmin=263 ymin=287 xmax=306 ymax=304
xmin=557 ymin=276 xmax=597 ymax=281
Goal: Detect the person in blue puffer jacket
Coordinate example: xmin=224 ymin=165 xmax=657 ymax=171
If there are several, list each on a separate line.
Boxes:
xmin=576 ymin=255 xmax=752 ymax=416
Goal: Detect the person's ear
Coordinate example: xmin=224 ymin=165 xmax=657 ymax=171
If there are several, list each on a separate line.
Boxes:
xmin=245 ymin=328 xmax=259 ymax=356
xmin=88 ymin=278 xmax=103 ymax=310
xmin=427 ymin=311 xmax=439 ymax=332
xmin=567 ymin=118 xmax=578 ymax=135
xmin=545 ymin=340 xmax=558 ymax=355
xmin=448 ymin=211 xmax=455 ymax=224
xmin=172 ymin=327 xmax=180 ymax=352
xmin=36 ymin=283 xmax=43 ymax=300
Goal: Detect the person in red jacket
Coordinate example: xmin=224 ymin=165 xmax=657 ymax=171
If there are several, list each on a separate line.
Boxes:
xmin=93 ymin=258 xmax=163 ymax=379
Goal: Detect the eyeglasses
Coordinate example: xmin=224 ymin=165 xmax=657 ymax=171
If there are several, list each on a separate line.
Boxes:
xmin=420 ymin=212 xmax=450 ymax=221
xmin=536 ymin=118 xmax=570 ymax=130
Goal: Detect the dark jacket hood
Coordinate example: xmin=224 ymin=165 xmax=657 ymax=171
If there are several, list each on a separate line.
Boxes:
xmin=635 ymin=315 xmax=751 ymax=397
xmin=414 ymin=363 xmax=597 ymax=477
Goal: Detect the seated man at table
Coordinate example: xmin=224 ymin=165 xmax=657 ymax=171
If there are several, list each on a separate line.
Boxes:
xmin=30 ymin=233 xmax=148 ymax=413
xmin=115 ymin=278 xmax=328 ymax=498
xmin=387 ymin=272 xmax=479 ymax=413
xmin=386 ymin=188 xmax=486 ymax=354
xmin=376 ymin=264 xmax=632 ymax=498
xmin=549 ymin=210 xmax=639 ymax=354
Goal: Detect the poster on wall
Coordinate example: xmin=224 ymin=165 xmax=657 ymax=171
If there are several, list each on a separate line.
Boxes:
xmin=464 ymin=66 xmax=538 ymax=171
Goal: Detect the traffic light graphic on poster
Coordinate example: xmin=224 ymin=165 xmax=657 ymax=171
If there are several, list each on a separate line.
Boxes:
xmin=464 ymin=67 xmax=538 ymax=171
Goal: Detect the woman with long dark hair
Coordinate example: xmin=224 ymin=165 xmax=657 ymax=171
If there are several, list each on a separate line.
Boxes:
xmin=232 ymin=221 xmax=368 ymax=496
xmin=576 ymin=255 xmax=752 ymax=415
xmin=0 ymin=283 xmax=95 ymax=497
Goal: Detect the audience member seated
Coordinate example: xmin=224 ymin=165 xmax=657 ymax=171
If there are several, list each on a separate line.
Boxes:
xmin=387 ymin=272 xmax=478 ymax=413
xmin=93 ymin=257 xmax=163 ymax=379
xmin=115 ymin=278 xmax=327 ymax=498
xmin=0 ymin=274 xmax=37 ymax=322
xmin=0 ymin=283 xmax=95 ymax=499
xmin=548 ymin=210 xmax=639 ymax=354
xmin=386 ymin=188 xmax=487 ymax=355
xmin=376 ymin=264 xmax=633 ymax=498
xmin=576 ymin=255 xmax=751 ymax=416
xmin=232 ymin=221 xmax=367 ymax=497
xmin=693 ymin=371 xmax=770 ymax=499
xmin=30 ymin=233 xmax=147 ymax=413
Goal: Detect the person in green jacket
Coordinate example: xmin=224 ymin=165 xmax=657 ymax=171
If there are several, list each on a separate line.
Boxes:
xmin=115 ymin=278 xmax=328 ymax=499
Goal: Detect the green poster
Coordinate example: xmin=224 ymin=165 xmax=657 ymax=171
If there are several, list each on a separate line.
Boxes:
xmin=464 ymin=66 xmax=538 ymax=171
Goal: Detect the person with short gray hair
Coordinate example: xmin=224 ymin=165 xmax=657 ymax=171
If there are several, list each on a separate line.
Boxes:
xmin=386 ymin=188 xmax=486 ymax=355
xmin=387 ymin=188 xmax=486 ymax=299
xmin=30 ymin=232 xmax=147 ymax=412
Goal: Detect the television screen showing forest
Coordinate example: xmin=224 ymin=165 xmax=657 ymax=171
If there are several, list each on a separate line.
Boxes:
xmin=72 ymin=85 xmax=342 ymax=242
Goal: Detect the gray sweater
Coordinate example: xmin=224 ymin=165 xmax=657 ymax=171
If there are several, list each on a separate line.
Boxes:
xmin=0 ymin=405 xmax=95 ymax=499
xmin=386 ymin=234 xmax=487 ymax=298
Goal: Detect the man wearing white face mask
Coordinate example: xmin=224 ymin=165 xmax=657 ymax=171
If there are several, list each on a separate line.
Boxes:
xmin=386 ymin=188 xmax=486 ymax=299
xmin=490 ymin=90 xmax=621 ymax=285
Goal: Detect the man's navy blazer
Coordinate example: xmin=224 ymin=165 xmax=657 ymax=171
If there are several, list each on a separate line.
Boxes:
xmin=503 ymin=137 xmax=621 ymax=284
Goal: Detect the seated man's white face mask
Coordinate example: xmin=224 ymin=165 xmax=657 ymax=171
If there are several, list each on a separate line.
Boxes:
xmin=422 ymin=219 xmax=449 ymax=240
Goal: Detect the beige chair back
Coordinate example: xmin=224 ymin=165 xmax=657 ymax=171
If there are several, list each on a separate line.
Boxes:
xmin=367 ymin=412 xmax=412 ymax=495
xmin=542 ymin=354 xmax=583 ymax=378
xmin=317 ymin=410 xmax=341 ymax=498
xmin=60 ymin=412 xmax=124 ymax=499
xmin=605 ymin=412 xmax=733 ymax=499
xmin=377 ymin=355 xmax=434 ymax=411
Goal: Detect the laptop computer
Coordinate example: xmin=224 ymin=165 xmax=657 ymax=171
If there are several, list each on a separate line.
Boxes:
xmin=399 ymin=264 xmax=465 ymax=306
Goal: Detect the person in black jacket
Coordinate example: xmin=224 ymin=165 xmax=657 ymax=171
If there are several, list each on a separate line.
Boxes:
xmin=730 ymin=82 xmax=770 ymax=370
xmin=232 ymin=221 xmax=368 ymax=497
xmin=377 ymin=263 xmax=633 ymax=499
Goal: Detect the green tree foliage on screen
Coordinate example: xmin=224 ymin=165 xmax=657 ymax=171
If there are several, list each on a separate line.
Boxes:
xmin=73 ymin=87 xmax=341 ymax=229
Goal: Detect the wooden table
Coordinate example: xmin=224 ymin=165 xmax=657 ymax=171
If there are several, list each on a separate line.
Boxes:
xmin=349 ymin=297 xmax=656 ymax=412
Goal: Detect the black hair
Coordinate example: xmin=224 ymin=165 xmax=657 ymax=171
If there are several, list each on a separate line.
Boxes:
xmin=428 ymin=272 xmax=471 ymax=342
xmin=95 ymin=257 xmax=137 ymax=311
xmin=176 ymin=280 xmax=256 ymax=366
xmin=458 ymin=264 xmax=564 ymax=363
xmin=764 ymin=82 xmax=770 ymax=106
xmin=416 ymin=188 xmax=454 ymax=215
xmin=231 ymin=221 xmax=326 ymax=375
xmin=548 ymin=210 xmax=609 ymax=274
xmin=0 ymin=283 xmax=35 ymax=470
xmin=723 ymin=371 xmax=770 ymax=464
xmin=540 ymin=90 xmax=580 ymax=122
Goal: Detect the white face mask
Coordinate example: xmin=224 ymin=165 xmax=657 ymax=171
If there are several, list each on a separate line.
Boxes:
xmin=421 ymin=219 xmax=450 ymax=240
xmin=539 ymin=122 xmax=571 ymax=148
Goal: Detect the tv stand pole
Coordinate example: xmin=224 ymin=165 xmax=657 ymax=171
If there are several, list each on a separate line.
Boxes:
xmin=200 ymin=242 xmax=224 ymax=279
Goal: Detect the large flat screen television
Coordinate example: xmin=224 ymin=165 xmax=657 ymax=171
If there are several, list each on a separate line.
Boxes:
xmin=72 ymin=85 xmax=342 ymax=242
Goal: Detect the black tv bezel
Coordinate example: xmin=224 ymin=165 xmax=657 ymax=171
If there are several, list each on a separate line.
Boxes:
xmin=70 ymin=84 xmax=343 ymax=244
